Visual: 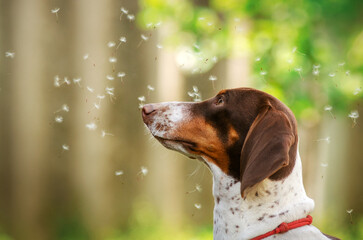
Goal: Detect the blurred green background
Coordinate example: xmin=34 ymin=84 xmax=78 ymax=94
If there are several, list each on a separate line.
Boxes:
xmin=0 ymin=0 xmax=362 ymax=239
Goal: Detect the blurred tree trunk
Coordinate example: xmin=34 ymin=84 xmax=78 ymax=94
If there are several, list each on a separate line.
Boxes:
xmin=340 ymin=103 xmax=363 ymax=223
xmin=146 ymin=24 xmax=186 ymax=228
xmin=300 ymin=116 xmax=350 ymax=224
xmin=0 ymin=0 xmax=13 ymax=233
xmin=226 ymin=19 xmax=251 ymax=88
xmin=9 ymin=0 xmax=49 ymax=239
xmin=70 ymin=0 xmax=116 ymax=238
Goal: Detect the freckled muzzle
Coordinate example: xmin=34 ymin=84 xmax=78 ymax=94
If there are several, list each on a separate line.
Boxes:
xmin=141 ymin=102 xmax=191 ymax=138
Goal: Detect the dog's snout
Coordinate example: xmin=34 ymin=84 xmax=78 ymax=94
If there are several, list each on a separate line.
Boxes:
xmin=142 ymin=104 xmax=156 ymax=116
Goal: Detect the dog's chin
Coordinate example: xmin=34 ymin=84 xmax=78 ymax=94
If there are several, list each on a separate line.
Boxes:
xmin=153 ymin=136 xmax=199 ymax=159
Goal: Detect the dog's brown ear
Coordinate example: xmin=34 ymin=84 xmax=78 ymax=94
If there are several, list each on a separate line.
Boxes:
xmin=240 ymin=104 xmax=295 ymax=197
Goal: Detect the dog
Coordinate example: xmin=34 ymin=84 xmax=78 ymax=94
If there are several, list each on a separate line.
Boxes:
xmin=142 ymin=87 xmax=339 ymax=240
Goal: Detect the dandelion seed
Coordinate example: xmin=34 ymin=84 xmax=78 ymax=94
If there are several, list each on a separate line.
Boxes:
xmin=115 ymin=170 xmax=124 ymax=176
xmin=313 ymin=64 xmax=320 ymax=69
xmin=192 ymin=68 xmax=201 ymax=74
xmin=193 ymin=44 xmax=200 ymax=50
xmin=348 ymin=110 xmax=359 ymax=119
xmin=348 ymin=110 xmax=359 ymax=127
xmin=313 ymin=69 xmax=320 ymax=76
xmin=207 ymin=22 xmax=213 ymax=26
xmin=107 ymin=41 xmax=116 ymax=48
xmin=119 ymin=7 xmax=129 ymax=21
xmin=212 ymin=56 xmax=218 ymax=63
xmin=320 ymin=163 xmax=328 ymax=167
xmin=105 ymin=87 xmax=114 ymax=92
xmin=209 ymin=75 xmax=217 ymax=81
xmin=73 ymin=78 xmax=82 ymax=87
xmin=62 ymin=104 xmax=69 ymax=112
xmin=117 ymin=72 xmax=126 ymax=82
xmin=345 ymin=70 xmax=350 ymax=76
xmin=54 ymin=75 xmax=61 ymax=87
xmin=137 ymin=34 xmax=149 ymax=48
xmin=64 ymin=77 xmax=71 ymax=85
xmin=127 ymin=14 xmax=135 ymax=21
xmin=86 ymin=86 xmax=94 ymax=93
xmin=120 ymin=36 xmax=127 ymax=43
xmin=209 ymin=75 xmax=217 ymax=89
xmin=294 ymin=67 xmax=304 ymax=80
xmin=94 ymin=103 xmax=100 ymax=109
xmin=156 ymin=44 xmax=163 ymax=49
xmin=5 ymin=51 xmax=15 ymax=58
xmin=255 ymin=57 xmax=261 ymax=62
xmin=55 ymin=115 xmax=63 ymax=123
xmin=106 ymin=87 xmax=115 ymax=100
xmin=292 ymin=47 xmax=297 ymax=53
xmin=188 ymin=86 xmax=201 ymax=102
xmin=338 ymin=62 xmax=345 ymax=67
xmin=187 ymin=92 xmax=194 ymax=98
xmin=294 ymin=67 xmax=302 ymax=72
xmin=54 ymin=104 xmax=70 ymax=113
xmin=51 ymin=8 xmax=60 ymax=22
xmin=324 ymin=105 xmax=335 ymax=119
xmin=194 ymin=203 xmax=202 ymax=209
xmin=138 ymin=96 xmax=146 ymax=102
xmin=139 ymin=166 xmax=148 ymax=176
xmin=116 ymin=37 xmax=127 ymax=49
xmin=117 ymin=72 xmax=126 ymax=78
xmin=186 ymin=184 xmax=202 ymax=194
xmin=353 ymin=87 xmax=362 ymax=95
xmin=146 ymin=23 xmax=153 ymax=28
xmin=120 ymin=7 xmax=128 ymax=14
xmin=101 ymin=130 xmax=113 ymax=137
xmin=286 ymin=59 xmax=293 ymax=64
xmin=85 ymin=122 xmax=97 ymax=130
xmin=106 ymin=75 xmax=114 ymax=81
xmin=328 ymin=72 xmax=336 ymax=78
xmin=109 ymin=57 xmax=117 ymax=63
xmin=347 ymin=209 xmax=353 ymax=224
xmin=324 ymin=105 xmax=332 ymax=111
xmin=316 ymin=137 xmax=330 ymax=144
xmin=51 ymin=8 xmax=60 ymax=14
xmin=96 ymin=95 xmax=104 ymax=100
xmin=260 ymin=71 xmax=267 ymax=76
xmin=147 ymin=85 xmax=155 ymax=91
xmin=62 ymin=144 xmax=70 ymax=151
xmin=83 ymin=54 xmax=89 ymax=60
xmin=139 ymin=103 xmax=145 ymax=109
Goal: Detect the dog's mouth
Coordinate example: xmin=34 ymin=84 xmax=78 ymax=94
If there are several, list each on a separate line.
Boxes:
xmin=154 ymin=136 xmax=195 ymax=148
xmin=153 ymin=136 xmax=200 ymax=159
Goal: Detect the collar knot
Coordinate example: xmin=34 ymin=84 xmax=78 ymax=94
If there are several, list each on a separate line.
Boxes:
xmin=251 ymin=215 xmax=313 ymax=240
xmin=277 ymin=222 xmax=289 ymax=233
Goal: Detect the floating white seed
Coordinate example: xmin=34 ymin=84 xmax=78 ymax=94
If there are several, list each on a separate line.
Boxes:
xmin=85 ymin=122 xmax=97 ymax=130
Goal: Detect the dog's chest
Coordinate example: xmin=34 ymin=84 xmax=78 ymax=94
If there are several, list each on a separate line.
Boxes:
xmin=209 ymin=163 xmax=245 ymax=239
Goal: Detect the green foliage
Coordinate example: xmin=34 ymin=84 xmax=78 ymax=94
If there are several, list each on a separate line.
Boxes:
xmin=138 ymin=0 xmax=363 ymax=120
xmin=107 ymin=200 xmax=213 ymax=240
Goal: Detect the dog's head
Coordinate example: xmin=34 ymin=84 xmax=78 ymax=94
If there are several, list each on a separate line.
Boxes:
xmin=142 ymin=88 xmax=298 ymax=197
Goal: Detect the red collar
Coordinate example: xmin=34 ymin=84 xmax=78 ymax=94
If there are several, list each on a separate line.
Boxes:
xmin=251 ymin=215 xmax=313 ymax=240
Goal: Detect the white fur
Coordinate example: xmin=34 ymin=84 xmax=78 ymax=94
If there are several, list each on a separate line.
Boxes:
xmin=204 ymin=151 xmax=329 ymax=240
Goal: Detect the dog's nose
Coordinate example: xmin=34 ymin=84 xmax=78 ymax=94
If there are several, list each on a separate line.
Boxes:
xmin=142 ymin=104 xmax=156 ymax=117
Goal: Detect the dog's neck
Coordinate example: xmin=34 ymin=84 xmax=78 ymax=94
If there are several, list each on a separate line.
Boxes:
xmin=204 ymin=151 xmax=315 ymax=240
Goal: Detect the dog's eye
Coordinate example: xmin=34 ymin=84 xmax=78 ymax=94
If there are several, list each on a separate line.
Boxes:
xmin=215 ymin=97 xmax=224 ymax=105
